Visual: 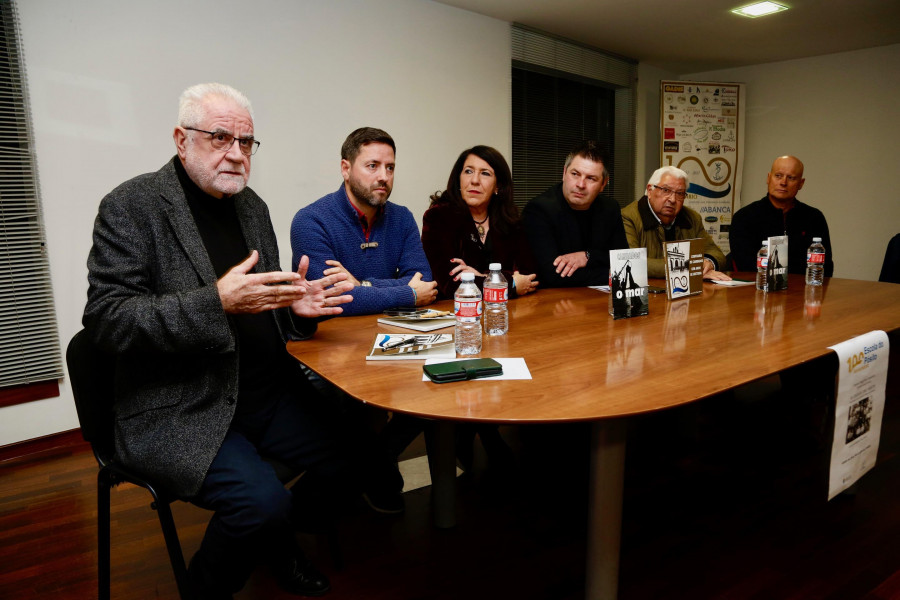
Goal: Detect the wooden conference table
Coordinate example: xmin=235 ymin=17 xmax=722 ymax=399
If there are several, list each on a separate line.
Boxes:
xmin=287 ymin=275 xmax=900 ymax=599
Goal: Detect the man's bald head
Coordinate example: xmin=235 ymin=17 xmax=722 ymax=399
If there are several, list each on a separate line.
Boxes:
xmin=766 ymin=155 xmax=805 ymax=208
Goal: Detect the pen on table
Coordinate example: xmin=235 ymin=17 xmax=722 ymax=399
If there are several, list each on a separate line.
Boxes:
xmin=382 ymin=336 xmax=416 ymax=350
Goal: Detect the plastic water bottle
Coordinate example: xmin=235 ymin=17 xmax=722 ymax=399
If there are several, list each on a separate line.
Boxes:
xmin=483 ymin=263 xmax=508 ymax=336
xmin=756 ymin=240 xmax=769 ymax=292
xmin=454 ymin=272 xmax=482 ymax=355
xmin=804 ymin=283 xmax=823 ymax=320
xmin=805 ymin=237 xmax=826 ymax=286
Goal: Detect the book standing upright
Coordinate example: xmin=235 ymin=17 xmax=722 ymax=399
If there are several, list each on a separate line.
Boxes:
xmin=663 ymin=238 xmax=704 ymax=300
xmin=609 ymin=248 xmax=649 ymax=319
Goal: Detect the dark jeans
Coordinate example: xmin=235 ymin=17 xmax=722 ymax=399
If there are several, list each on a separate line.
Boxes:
xmin=188 ymin=386 xmax=351 ymax=595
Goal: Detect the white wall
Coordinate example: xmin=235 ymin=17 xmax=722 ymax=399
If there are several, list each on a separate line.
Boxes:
xmin=2 ymin=0 xmax=510 ymax=447
xmin=636 ymin=63 xmax=678 ymax=190
xmin=684 ymin=45 xmax=900 ymax=280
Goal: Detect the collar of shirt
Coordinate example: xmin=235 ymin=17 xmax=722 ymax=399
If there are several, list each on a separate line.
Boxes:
xmin=347 ymin=197 xmax=384 ymax=242
xmin=649 ymin=203 xmax=665 ymax=228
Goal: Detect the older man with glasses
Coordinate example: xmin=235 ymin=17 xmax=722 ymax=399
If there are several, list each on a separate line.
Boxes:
xmin=83 ymin=82 xmax=355 ymax=599
xmin=621 ymin=165 xmax=730 ymax=280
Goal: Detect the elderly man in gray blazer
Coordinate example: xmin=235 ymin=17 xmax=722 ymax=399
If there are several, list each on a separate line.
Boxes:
xmin=83 ymin=83 xmax=352 ymax=600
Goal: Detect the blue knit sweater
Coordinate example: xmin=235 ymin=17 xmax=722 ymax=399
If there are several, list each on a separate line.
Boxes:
xmin=290 ymin=184 xmax=433 ymax=316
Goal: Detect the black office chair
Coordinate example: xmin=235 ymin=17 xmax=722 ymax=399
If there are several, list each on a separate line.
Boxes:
xmin=66 ymin=329 xmax=195 ymax=600
xmin=879 ymin=233 xmax=900 ymax=283
xmin=67 ymin=330 xmax=344 ymax=600
xmin=723 ymin=252 xmax=738 ymax=272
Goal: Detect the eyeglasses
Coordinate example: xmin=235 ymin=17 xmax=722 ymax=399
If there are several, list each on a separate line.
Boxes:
xmin=184 ymin=127 xmax=260 ymax=156
xmin=651 ymin=185 xmax=687 ymax=200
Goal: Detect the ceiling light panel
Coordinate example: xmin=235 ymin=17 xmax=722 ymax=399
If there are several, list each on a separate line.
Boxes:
xmin=731 ymin=1 xmax=789 ymax=18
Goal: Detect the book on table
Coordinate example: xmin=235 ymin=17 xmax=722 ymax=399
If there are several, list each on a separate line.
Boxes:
xmin=365 ymin=333 xmax=456 ymax=360
xmin=376 ymin=314 xmax=456 ymax=332
xmin=663 ymin=237 xmax=704 ymax=300
xmin=608 ymin=248 xmax=649 ymax=319
xmin=767 ymin=235 xmax=788 ymax=291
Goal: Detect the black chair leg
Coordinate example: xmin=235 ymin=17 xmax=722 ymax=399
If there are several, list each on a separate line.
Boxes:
xmin=323 ymin=529 xmax=344 ymax=571
xmin=151 ymin=496 xmax=193 ymax=600
xmin=98 ymin=474 xmax=112 ymax=600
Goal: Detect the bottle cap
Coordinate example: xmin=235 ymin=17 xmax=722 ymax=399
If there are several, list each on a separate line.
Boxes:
xmin=762 ymin=240 xmax=769 ymax=246
xmin=461 ymin=272 xmax=475 ymax=281
xmin=489 ymin=263 xmax=501 ymax=271
xmin=812 ymin=237 xmax=822 ymax=242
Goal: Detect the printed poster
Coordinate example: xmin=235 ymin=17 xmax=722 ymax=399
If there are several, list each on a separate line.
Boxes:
xmin=827 ymin=331 xmax=889 ymax=500
xmin=660 ymin=81 xmax=746 ymax=254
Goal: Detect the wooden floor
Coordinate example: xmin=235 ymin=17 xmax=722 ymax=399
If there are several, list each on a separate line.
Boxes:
xmin=2 ymin=367 xmax=899 ymax=600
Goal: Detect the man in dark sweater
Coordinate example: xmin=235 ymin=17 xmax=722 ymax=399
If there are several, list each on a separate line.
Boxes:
xmin=84 ymin=83 xmax=353 ymax=599
xmin=522 ymin=141 xmax=628 ymax=287
xmin=729 ymin=155 xmax=834 ymax=276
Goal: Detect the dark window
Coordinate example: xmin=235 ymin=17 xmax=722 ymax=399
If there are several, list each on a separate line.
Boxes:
xmin=511 ymin=26 xmax=637 ymax=211
xmin=512 ymin=66 xmax=617 ymax=209
xmin=0 ymin=0 xmax=63 ymax=401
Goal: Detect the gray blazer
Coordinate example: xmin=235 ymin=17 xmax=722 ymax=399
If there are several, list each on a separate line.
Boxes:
xmin=83 ymin=158 xmax=314 ymax=497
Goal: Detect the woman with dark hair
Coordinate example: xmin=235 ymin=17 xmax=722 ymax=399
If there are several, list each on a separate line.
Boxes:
xmin=422 ymin=145 xmax=538 ymax=299
xmin=364 ymin=148 xmax=537 ymax=514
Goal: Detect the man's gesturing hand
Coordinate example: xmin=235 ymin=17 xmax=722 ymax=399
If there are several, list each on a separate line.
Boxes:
xmin=217 ymin=251 xmax=353 ymax=316
xmin=291 ymin=255 xmax=354 ymax=317
xmin=217 ymin=251 xmax=307 ymax=314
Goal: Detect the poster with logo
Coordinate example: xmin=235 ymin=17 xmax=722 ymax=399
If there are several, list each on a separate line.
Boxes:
xmin=660 ymin=81 xmax=746 ymax=255
xmin=827 ymin=330 xmax=889 ymax=500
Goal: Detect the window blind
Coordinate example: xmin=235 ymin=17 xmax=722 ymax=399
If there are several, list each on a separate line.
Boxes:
xmin=511 ymin=25 xmax=638 ymax=210
xmin=0 ymin=0 xmax=64 ymax=388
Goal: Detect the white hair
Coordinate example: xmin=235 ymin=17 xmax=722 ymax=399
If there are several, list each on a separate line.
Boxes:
xmin=647 ymin=165 xmax=689 ymax=189
xmin=177 ymin=83 xmax=254 ymax=128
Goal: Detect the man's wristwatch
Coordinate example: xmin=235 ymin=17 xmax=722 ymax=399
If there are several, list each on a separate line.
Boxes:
xmin=360 ymin=280 xmax=372 ymax=287
xmin=584 ymin=250 xmax=591 ymax=261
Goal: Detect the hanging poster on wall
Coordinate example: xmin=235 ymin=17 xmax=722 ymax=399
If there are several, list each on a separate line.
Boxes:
xmin=659 ymin=81 xmax=746 ymax=255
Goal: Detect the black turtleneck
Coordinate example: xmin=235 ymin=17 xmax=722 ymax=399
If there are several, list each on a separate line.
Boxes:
xmin=174 ymin=159 xmax=295 ymax=415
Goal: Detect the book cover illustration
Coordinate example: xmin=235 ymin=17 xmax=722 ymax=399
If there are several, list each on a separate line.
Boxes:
xmin=663 ymin=238 xmax=704 ymax=300
xmin=767 ymin=235 xmax=788 ymax=291
xmin=608 ymin=248 xmax=649 ymax=319
xmin=365 ymin=333 xmax=455 ymax=361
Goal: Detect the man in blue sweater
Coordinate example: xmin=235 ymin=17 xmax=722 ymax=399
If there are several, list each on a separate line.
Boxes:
xmin=291 ymin=127 xmax=436 ymax=514
xmin=290 ymin=127 xmax=437 ymax=315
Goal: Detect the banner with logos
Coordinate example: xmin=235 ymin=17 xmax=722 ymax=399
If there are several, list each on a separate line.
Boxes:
xmin=659 ymin=81 xmax=746 ymax=255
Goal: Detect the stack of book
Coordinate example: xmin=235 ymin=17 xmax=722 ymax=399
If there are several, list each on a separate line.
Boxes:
xmin=366 ymin=333 xmax=455 ymax=361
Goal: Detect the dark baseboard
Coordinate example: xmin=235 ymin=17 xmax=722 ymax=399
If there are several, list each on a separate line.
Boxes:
xmin=0 ymin=429 xmax=86 ymax=464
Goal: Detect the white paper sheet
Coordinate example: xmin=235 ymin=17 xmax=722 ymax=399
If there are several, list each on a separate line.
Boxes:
xmin=707 ymin=278 xmax=755 ymax=286
xmin=421 ymin=357 xmax=532 ymax=381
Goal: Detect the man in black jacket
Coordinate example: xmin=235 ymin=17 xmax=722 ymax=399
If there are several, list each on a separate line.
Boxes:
xmin=522 ymin=141 xmax=628 ymax=287
xmin=729 ymin=155 xmax=833 ymax=276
